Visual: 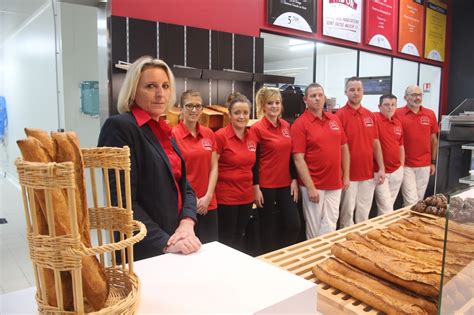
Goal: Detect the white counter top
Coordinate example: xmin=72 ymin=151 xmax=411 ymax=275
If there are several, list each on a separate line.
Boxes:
xmin=1 ymin=242 xmax=316 ymax=314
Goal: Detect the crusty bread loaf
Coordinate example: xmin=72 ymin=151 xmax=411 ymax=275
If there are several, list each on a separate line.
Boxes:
xmin=51 ymin=131 xmax=109 ymax=310
xmin=366 ymin=229 xmax=469 ymax=272
xmin=17 ymin=137 xmax=74 ymax=310
xmin=389 ymin=218 xmax=474 ymax=255
xmin=313 ymin=257 xmax=437 ymax=315
xmin=331 ymin=240 xmax=441 ymax=297
xmin=426 ymin=217 xmax=474 ymax=240
xmin=24 ymin=128 xmax=56 ymax=160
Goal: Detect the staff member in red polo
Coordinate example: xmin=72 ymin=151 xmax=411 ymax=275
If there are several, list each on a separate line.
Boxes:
xmin=215 ymin=93 xmax=256 ymax=252
xmin=374 ymin=93 xmax=405 ymax=214
xmin=291 ymin=83 xmax=350 ymax=238
xmin=395 ymin=85 xmax=439 ymax=206
xmin=336 ymin=77 xmax=385 ymax=228
xmin=251 ymin=87 xmax=301 ymax=253
xmin=172 ymin=90 xmax=218 ymax=243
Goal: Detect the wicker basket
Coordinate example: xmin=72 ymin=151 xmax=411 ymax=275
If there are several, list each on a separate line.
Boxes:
xmin=15 ymin=146 xmax=146 ymax=314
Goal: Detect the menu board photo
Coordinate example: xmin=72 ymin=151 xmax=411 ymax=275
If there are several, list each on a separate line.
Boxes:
xmin=424 ymin=0 xmax=447 ymax=61
xmin=398 ymin=0 xmax=425 ymax=57
xmin=323 ymin=0 xmax=363 ymax=43
xmin=267 ymin=0 xmax=316 ymax=33
xmin=365 ymin=0 xmax=395 ymax=50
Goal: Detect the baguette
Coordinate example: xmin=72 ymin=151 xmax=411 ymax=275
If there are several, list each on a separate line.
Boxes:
xmin=428 ymin=217 xmax=474 ymax=240
xmin=331 ymin=240 xmax=440 ymax=297
xmin=17 ymin=137 xmax=74 ymax=310
xmin=24 ymin=128 xmax=56 ymax=160
xmin=389 ymin=219 xmax=474 ymax=255
xmin=51 ymin=131 xmax=109 ymax=310
xmin=313 ymin=257 xmax=437 ymax=315
xmin=366 ymin=229 xmax=469 ymax=272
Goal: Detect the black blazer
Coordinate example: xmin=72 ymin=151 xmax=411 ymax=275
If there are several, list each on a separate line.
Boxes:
xmin=98 ymin=112 xmax=197 ymax=261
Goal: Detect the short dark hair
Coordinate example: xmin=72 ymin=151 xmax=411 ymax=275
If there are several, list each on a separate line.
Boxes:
xmin=304 ymin=83 xmax=324 ymax=96
xmin=379 ymin=93 xmax=397 ymax=106
xmin=345 ymin=76 xmax=362 ymax=90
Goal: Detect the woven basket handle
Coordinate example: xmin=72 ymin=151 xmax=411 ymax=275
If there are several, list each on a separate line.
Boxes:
xmin=64 ymin=220 xmax=146 ymax=257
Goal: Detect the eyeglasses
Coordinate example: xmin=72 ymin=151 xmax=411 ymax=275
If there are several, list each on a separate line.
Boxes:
xmin=183 ymin=103 xmax=204 ymax=111
xmin=409 ymin=93 xmax=423 ymax=98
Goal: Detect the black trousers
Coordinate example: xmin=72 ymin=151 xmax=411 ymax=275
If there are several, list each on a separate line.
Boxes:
xmin=258 ymin=186 xmax=301 ymax=254
xmin=196 ymin=210 xmax=218 ymax=244
xmin=217 ymin=203 xmax=254 ymax=253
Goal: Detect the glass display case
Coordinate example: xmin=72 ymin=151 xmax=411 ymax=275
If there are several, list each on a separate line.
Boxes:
xmin=439 ymin=186 xmax=474 ymax=314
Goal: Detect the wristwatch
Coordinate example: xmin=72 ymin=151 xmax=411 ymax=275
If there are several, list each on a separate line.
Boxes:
xmin=431 ymin=159 xmax=436 ymax=165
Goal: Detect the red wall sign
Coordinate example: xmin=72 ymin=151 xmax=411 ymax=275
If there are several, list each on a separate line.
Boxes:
xmin=365 ymin=0 xmax=395 ymax=50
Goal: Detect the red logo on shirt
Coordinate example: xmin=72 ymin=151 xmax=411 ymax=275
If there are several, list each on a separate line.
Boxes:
xmin=201 ymin=138 xmax=213 ymax=151
xmin=420 ymin=116 xmax=430 ymax=125
xmin=247 ymin=140 xmax=257 ymax=152
xmin=364 ymin=117 xmax=374 ymax=127
xmin=281 ymin=127 xmax=290 ymax=138
xmin=329 ymin=120 xmax=340 ymax=130
xmin=394 ymin=126 xmax=402 ymax=135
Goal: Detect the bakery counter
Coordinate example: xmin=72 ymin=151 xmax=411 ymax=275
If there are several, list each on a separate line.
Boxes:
xmin=258 ymin=208 xmax=413 ymax=314
xmin=1 ymin=242 xmax=316 ymax=314
xmin=258 ymin=200 xmax=474 ymax=315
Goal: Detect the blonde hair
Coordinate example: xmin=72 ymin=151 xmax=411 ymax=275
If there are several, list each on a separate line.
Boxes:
xmin=255 ymin=87 xmax=282 ymax=119
xmin=117 ymin=56 xmax=176 ymax=113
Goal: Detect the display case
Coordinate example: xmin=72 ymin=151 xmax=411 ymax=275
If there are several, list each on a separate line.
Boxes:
xmin=439 ymin=187 xmax=474 ymax=314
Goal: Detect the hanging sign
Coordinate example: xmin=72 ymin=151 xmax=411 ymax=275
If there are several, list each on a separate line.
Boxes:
xmin=398 ymin=0 xmax=425 ymax=57
xmin=424 ymin=0 xmax=447 ymax=61
xmin=323 ymin=0 xmax=363 ymax=43
xmin=365 ymin=0 xmax=395 ymax=50
xmin=267 ymin=0 xmax=317 ymax=33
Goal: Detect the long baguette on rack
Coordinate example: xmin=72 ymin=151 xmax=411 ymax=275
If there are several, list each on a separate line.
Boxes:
xmin=388 ymin=218 xmax=474 ymax=255
xmin=17 ymin=137 xmax=74 ymax=310
xmin=331 ymin=240 xmax=440 ymax=297
xmin=366 ymin=229 xmax=469 ymax=272
xmin=51 ymin=131 xmax=109 ymax=311
xmin=419 ymin=217 xmax=474 ymax=240
xmin=313 ymin=257 xmax=437 ymax=315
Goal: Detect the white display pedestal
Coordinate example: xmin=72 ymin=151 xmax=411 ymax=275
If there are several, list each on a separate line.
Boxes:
xmin=1 ymin=242 xmax=317 ymax=314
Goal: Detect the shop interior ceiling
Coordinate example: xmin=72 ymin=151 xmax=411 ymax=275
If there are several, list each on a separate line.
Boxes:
xmin=0 ymin=0 xmax=106 ymax=45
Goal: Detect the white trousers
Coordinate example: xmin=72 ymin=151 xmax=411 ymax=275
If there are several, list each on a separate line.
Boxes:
xmin=401 ymin=166 xmax=430 ymax=206
xmin=300 ymin=186 xmax=342 ymax=239
xmin=374 ymin=166 xmax=404 ymax=215
xmin=339 ymin=179 xmax=376 ymax=228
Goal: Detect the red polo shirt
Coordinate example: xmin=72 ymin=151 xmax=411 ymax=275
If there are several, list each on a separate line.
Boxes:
xmin=291 ymin=110 xmax=347 ymax=190
xmin=374 ymin=112 xmax=403 ymax=174
xmin=336 ymin=103 xmax=379 ymax=181
xmin=131 ymin=105 xmax=182 ymax=211
xmin=250 ymin=117 xmax=292 ymax=188
xmin=395 ymin=105 xmax=439 ymax=167
xmin=172 ymin=122 xmax=218 ymax=211
xmin=215 ymin=124 xmax=256 ymax=205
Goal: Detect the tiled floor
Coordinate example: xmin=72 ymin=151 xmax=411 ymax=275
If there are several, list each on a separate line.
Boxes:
xmin=0 ymin=176 xmax=35 ymax=294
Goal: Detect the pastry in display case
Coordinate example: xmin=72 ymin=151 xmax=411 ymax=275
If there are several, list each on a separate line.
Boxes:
xmin=258 ymin=192 xmax=474 ymax=314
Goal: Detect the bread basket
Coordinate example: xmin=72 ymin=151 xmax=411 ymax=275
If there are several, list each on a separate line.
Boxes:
xmin=15 ymin=146 xmax=146 ymax=314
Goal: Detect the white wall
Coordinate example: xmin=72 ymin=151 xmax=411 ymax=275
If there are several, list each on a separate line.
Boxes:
xmin=0 ymin=2 xmax=60 ymax=179
xmin=419 ymin=63 xmax=441 ymax=119
xmin=316 ymin=48 xmax=357 ymax=108
xmin=392 ymin=58 xmax=418 ymax=102
xmin=60 ymin=2 xmax=101 ymax=148
xmin=265 ymin=56 xmax=314 ymax=86
xmin=359 ymin=52 xmax=391 ymax=112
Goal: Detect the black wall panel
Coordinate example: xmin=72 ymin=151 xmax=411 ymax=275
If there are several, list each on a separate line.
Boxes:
xmin=111 ymin=16 xmax=127 ymax=65
xmin=234 ymin=34 xmax=253 ymax=72
xmin=216 ymin=81 xmax=233 ymax=106
xmin=255 ymin=37 xmax=264 ymax=74
xmin=211 ymin=31 xmax=232 ymax=71
xmin=129 ymin=18 xmax=157 ymax=62
xmin=186 ymin=27 xmax=209 ymax=69
xmin=159 ymin=23 xmax=184 ymax=67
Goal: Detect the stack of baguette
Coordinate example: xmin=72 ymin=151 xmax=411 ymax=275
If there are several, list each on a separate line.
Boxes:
xmin=17 ymin=129 xmax=108 ymax=311
xmin=312 ymin=215 xmax=474 ymax=314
